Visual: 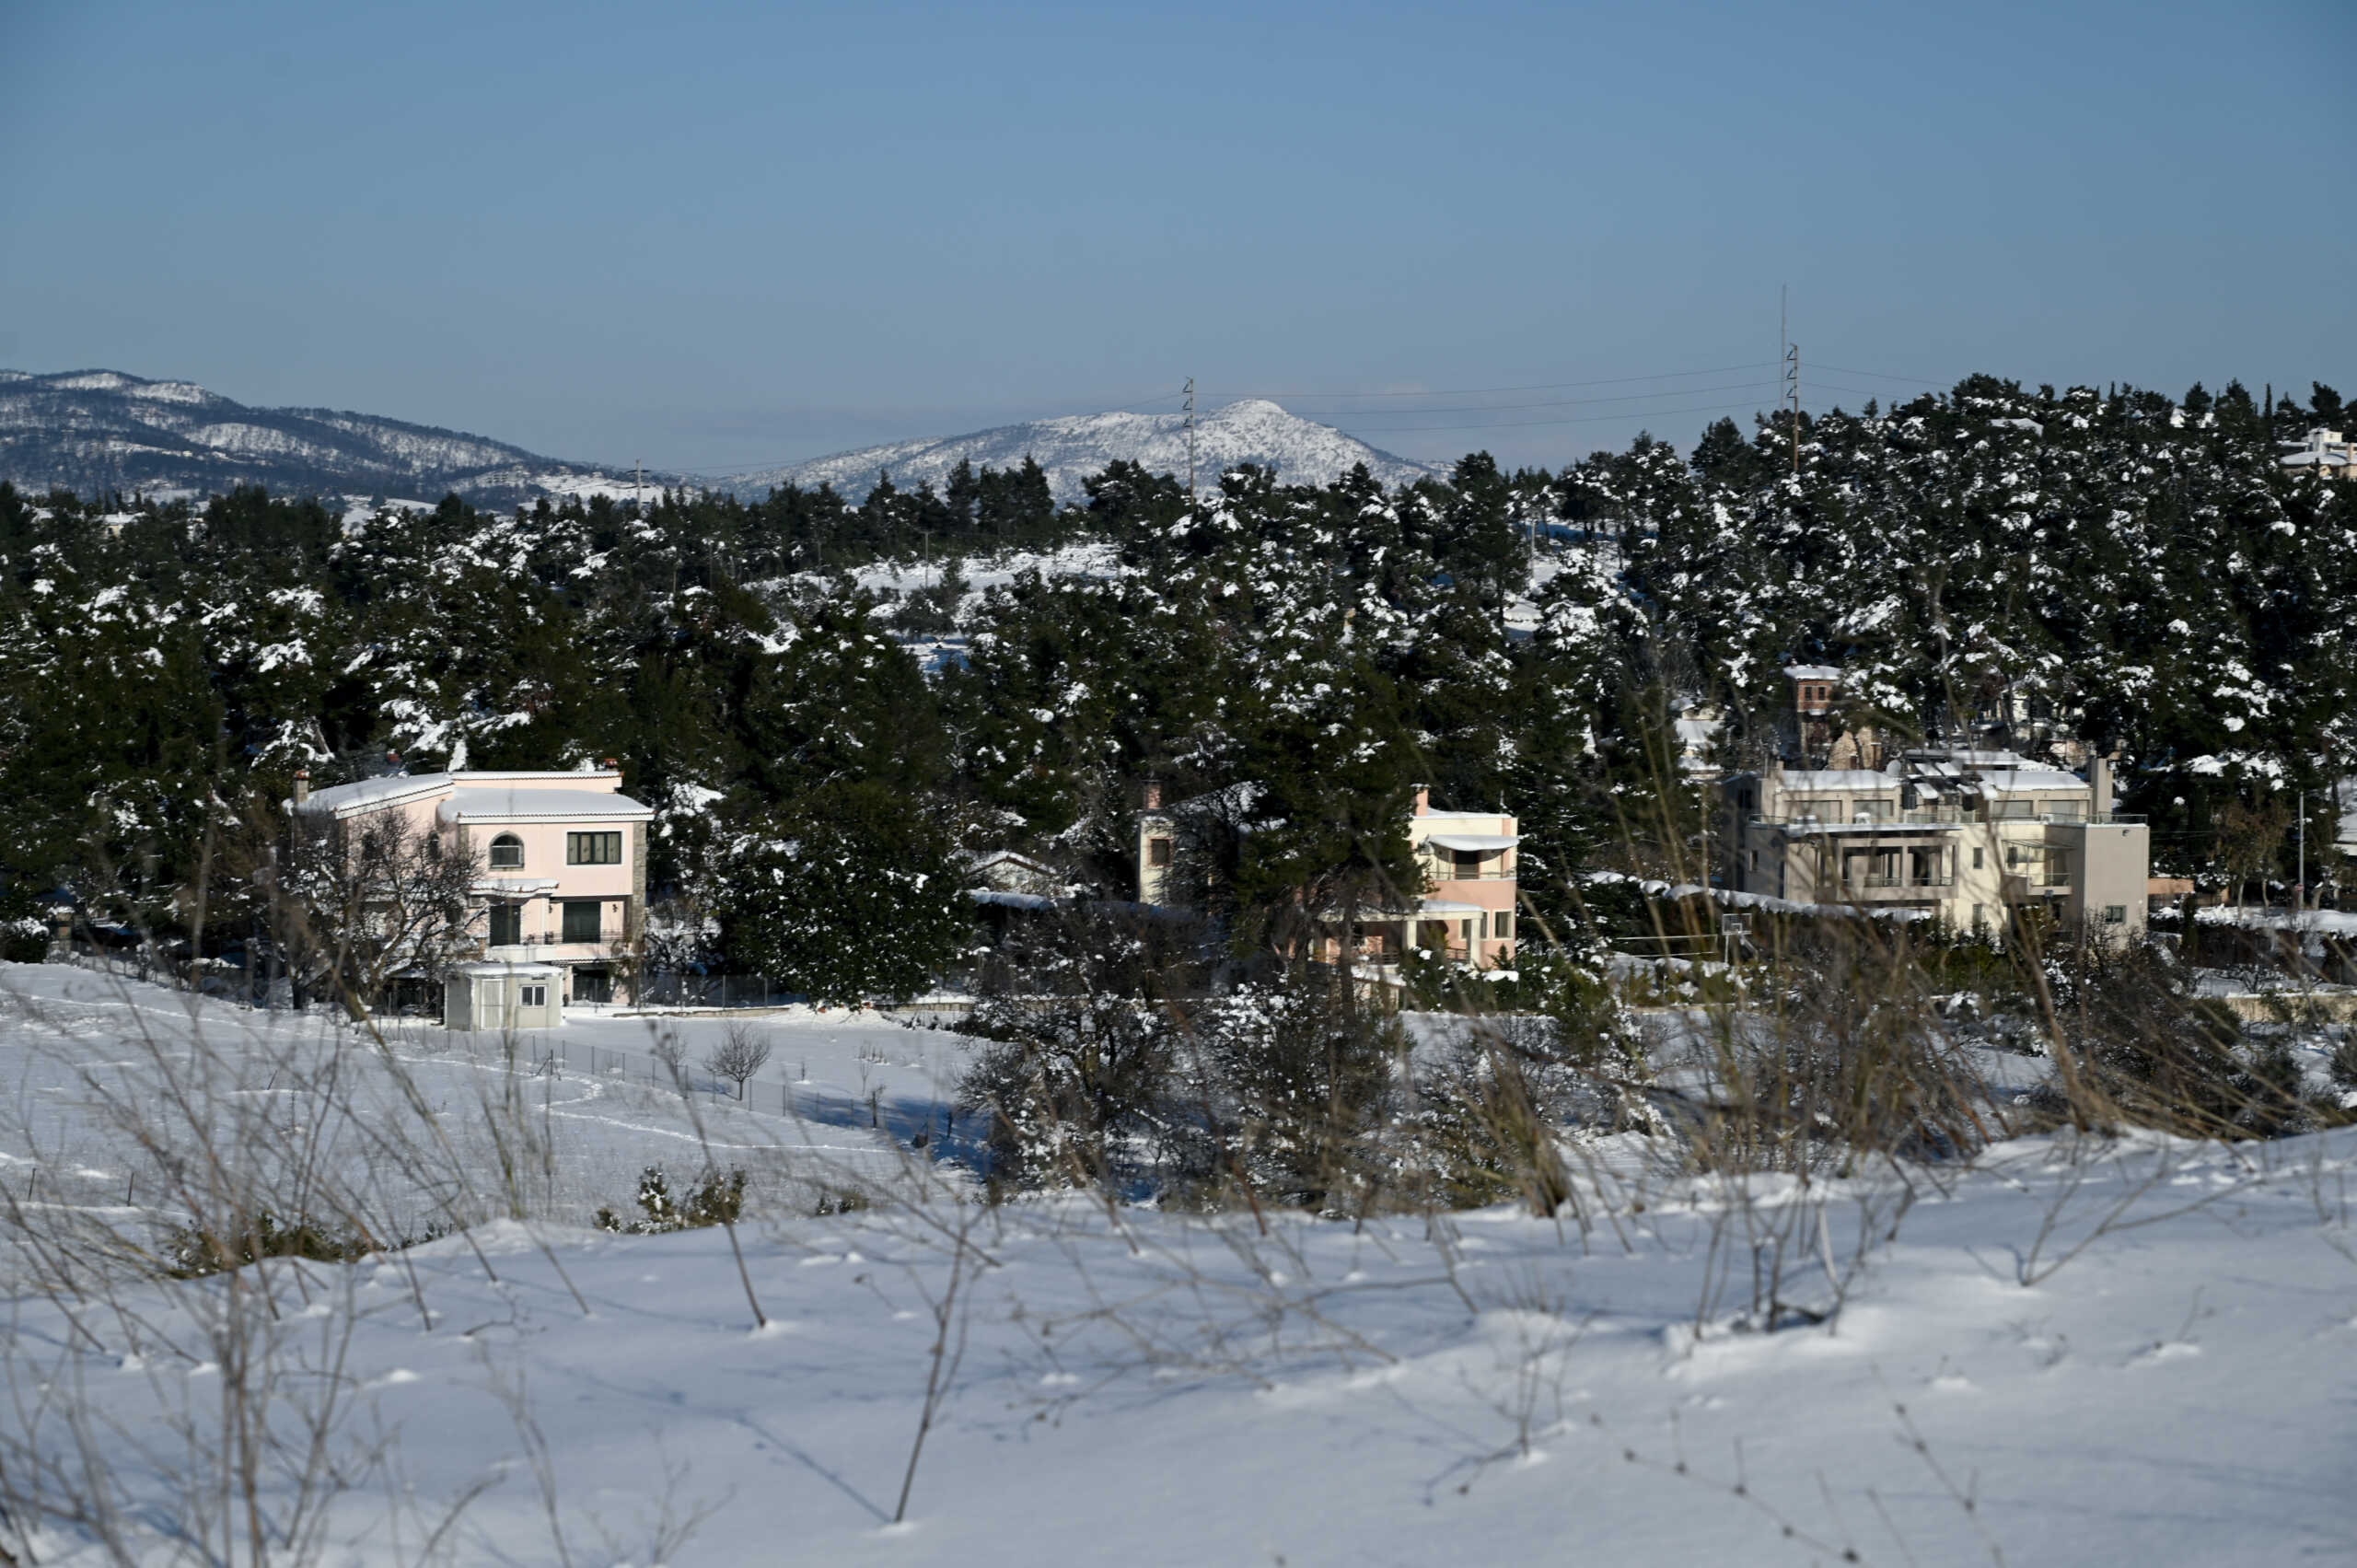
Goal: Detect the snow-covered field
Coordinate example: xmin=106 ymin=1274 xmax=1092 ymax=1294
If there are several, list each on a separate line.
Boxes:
xmin=2 ymin=963 xmax=2352 ymax=1566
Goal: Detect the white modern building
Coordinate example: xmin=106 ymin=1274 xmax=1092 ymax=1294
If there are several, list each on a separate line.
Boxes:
xmin=1720 ymin=749 xmax=2149 ymax=942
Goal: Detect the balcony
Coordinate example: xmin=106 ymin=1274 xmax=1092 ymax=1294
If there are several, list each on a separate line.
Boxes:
xmin=1840 ymin=876 xmax=1954 ymax=897
xmin=1753 ymin=810 xmax=2143 ymax=833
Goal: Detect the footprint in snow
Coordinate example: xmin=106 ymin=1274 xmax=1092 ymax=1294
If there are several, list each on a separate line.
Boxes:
xmin=2127 ymin=1341 xmax=2200 ymax=1368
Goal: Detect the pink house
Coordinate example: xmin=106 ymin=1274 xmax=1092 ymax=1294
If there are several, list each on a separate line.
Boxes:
xmin=1136 ymin=781 xmax=1519 ymax=973
xmin=293 ymin=767 xmax=655 ymax=1005
xmin=1322 ymin=786 xmax=1518 ymax=970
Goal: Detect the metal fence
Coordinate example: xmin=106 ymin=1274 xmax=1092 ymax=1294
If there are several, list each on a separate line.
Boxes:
xmin=633 ymin=971 xmax=808 ymax=1010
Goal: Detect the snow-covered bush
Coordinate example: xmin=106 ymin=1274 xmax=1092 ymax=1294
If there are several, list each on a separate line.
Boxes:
xmin=594 ymin=1166 xmax=748 ymax=1234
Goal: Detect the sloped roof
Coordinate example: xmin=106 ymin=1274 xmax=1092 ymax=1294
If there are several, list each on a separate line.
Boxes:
xmin=298 ymin=773 xmax=453 ymax=818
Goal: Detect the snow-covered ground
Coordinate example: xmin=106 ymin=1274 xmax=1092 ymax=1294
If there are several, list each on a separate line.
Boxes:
xmin=2 ymin=964 xmax=2353 ymax=1566
xmin=846 ymin=539 xmax=1129 ymax=602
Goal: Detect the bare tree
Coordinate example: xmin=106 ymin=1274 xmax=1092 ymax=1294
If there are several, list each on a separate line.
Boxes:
xmin=2216 ymin=795 xmax=2290 ymax=913
xmin=268 ymin=805 xmax=482 ymax=1018
xmin=702 ymin=1022 xmax=773 ymax=1099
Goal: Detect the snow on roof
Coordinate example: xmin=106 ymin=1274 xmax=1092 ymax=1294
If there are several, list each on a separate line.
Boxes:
xmin=1783 ymin=664 xmax=1841 ymax=681
xmin=1909 ymin=748 xmax=2032 ymax=768
xmin=438 ymin=788 xmax=653 ymax=823
xmin=1779 ymin=771 xmax=1897 ymax=792
xmin=299 ymin=768 xmax=627 ymax=819
xmin=1662 ymin=883 xmax=1933 ymax=923
xmin=1422 ymin=833 xmax=1518 ymax=852
xmin=297 ymin=773 xmax=454 ymax=817
xmin=1978 ymin=769 xmax=2088 ymax=794
xmin=969 ymin=849 xmax=1054 ymax=871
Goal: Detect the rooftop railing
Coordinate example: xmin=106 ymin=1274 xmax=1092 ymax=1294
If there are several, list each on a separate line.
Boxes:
xmin=1747 ymin=810 xmax=2144 ymax=830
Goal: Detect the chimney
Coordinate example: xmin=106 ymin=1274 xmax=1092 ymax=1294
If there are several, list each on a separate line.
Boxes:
xmin=1412 ymin=784 xmax=1431 ymax=816
xmin=601 ymin=757 xmax=619 ymax=771
xmin=292 ymin=770 xmax=310 ymax=806
xmin=1143 ymin=780 xmax=1162 ymax=811
xmin=2091 ymin=754 xmax=2114 ymax=818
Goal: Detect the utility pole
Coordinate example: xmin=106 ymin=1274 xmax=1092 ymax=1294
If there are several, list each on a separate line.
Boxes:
xmin=634 ymin=459 xmax=643 ymax=517
xmin=2295 ymin=788 xmax=2305 ymax=911
xmin=1184 ymin=377 xmax=1197 ymax=516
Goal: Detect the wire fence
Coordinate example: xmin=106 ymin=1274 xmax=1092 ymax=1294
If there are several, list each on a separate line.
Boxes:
xmin=503 ymin=1030 xmax=958 ymax=1143
xmin=633 ymin=971 xmax=809 ymax=1010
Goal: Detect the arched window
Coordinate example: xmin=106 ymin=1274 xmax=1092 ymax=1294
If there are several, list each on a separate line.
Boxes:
xmin=489 ymin=832 xmax=525 ymax=870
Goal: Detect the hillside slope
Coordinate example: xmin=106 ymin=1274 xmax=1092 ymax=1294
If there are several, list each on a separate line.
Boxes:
xmin=722 ymin=397 xmax=1435 ymax=503
xmin=0 ymin=368 xmax=646 ymax=505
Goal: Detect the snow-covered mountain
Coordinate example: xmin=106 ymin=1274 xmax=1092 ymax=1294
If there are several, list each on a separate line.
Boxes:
xmin=0 ymin=368 xmax=651 ymax=505
xmin=719 ymin=398 xmax=1435 ymax=504
xmin=1 ymin=370 xmax=1435 ymax=510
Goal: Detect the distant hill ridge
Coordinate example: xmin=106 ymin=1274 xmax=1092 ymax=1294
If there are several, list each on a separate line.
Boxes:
xmin=720 ymin=397 xmax=1434 ymax=504
xmin=0 ymin=369 xmax=1434 ymax=509
xmin=0 ymin=368 xmax=638 ymax=505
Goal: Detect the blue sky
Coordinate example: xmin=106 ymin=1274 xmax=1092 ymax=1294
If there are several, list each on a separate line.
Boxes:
xmin=4 ymin=0 xmax=2351 ymax=475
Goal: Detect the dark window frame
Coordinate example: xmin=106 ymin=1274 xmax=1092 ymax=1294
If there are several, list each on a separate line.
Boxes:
xmin=567 ymin=830 xmax=623 ymax=865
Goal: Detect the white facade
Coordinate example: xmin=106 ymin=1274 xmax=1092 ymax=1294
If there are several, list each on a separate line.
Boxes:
xmin=2280 ymin=428 xmax=2357 ymax=479
xmin=1722 ymin=749 xmax=2150 ymax=942
xmin=443 ymin=961 xmax=563 ymax=1032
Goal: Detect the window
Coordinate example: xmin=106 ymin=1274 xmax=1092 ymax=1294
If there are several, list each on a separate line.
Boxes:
xmin=1494 ymin=911 xmax=1513 ymax=941
xmin=561 ymin=901 xmax=602 ymax=943
xmin=1453 ymin=850 xmax=1483 ymax=879
xmin=567 ymin=831 xmax=622 ymax=865
xmin=2102 ymin=904 xmax=2127 ymax=925
xmin=1147 ymin=836 xmax=1173 ymax=867
xmin=519 ymin=984 xmax=548 ymax=1008
xmin=489 ymin=832 xmax=524 ymax=870
xmin=1972 ymin=847 xmax=1985 ymax=870
xmin=489 ymin=904 xmax=521 ymax=947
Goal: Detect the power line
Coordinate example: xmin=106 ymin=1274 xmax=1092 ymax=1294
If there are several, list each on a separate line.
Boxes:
xmin=1326 ymin=397 xmax=1788 ymax=435
xmin=1810 ymin=362 xmax=1946 ymax=385
xmin=650 ymin=359 xmax=1955 ymax=482
xmin=1285 ymin=378 xmax=1780 ymax=420
xmin=1206 ymin=361 xmax=1778 ymax=400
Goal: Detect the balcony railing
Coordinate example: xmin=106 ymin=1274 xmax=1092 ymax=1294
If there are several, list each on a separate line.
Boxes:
xmin=1842 ymin=875 xmax=1955 ymax=892
xmin=1750 ymin=811 xmax=2144 ymax=830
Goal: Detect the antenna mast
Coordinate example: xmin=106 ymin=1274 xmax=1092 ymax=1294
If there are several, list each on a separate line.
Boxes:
xmin=1184 ymin=377 xmax=1197 ymax=514
xmin=1785 ymin=342 xmax=1801 ymax=477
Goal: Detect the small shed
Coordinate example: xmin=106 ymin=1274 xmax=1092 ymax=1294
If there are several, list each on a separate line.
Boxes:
xmin=445 ymin=961 xmax=563 ymax=1032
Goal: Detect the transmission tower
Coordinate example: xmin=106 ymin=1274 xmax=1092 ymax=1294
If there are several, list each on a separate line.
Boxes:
xmin=1184 ymin=377 xmax=1197 ymax=514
